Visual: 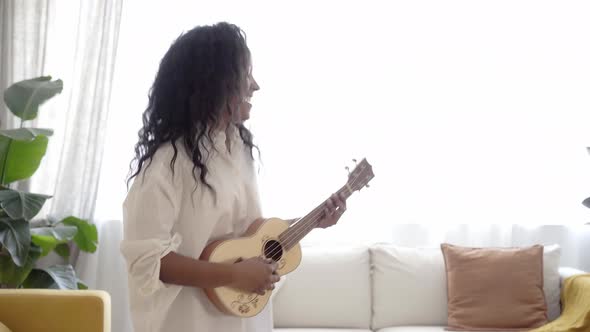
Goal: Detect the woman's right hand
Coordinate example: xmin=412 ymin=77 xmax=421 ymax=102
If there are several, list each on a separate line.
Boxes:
xmin=230 ymin=257 xmax=280 ymax=295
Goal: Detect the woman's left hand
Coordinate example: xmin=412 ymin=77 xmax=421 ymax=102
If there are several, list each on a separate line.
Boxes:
xmin=317 ymin=192 xmax=347 ymax=229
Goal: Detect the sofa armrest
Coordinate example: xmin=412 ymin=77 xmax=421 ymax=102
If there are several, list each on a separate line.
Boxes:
xmin=559 ymin=267 xmax=586 ymax=286
xmin=0 ymin=289 xmax=111 ymax=332
xmin=535 ymin=272 xmax=590 ymax=331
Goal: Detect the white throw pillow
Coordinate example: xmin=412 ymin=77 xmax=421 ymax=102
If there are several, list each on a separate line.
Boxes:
xmin=370 ymin=244 xmax=562 ymax=329
xmin=272 ymin=245 xmax=371 ymax=329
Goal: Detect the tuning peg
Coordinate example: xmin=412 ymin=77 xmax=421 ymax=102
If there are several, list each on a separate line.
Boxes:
xmin=345 ymin=166 xmax=351 ymax=175
xmin=352 ymin=158 xmax=357 ymax=164
xmin=366 ymin=184 xmax=370 ymax=188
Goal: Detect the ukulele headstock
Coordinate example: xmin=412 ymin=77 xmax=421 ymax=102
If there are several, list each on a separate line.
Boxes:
xmin=345 ymin=158 xmax=374 ymax=192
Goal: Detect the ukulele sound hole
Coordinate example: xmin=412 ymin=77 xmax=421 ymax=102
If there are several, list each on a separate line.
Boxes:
xmin=263 ymin=240 xmax=283 ymax=261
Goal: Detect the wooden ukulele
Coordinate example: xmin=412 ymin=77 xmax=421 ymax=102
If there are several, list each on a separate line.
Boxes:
xmin=200 ymin=158 xmax=374 ymax=317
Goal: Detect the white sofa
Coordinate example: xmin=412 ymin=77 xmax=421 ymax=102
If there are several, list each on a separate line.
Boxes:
xmin=271 ymin=244 xmax=585 ymax=332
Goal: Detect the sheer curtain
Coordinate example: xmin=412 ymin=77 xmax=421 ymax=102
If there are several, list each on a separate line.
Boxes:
xmin=0 ymin=0 xmax=50 ymax=131
xmin=2 ymin=0 xmax=122 ymax=219
xmin=28 ymin=0 xmax=123 ymax=221
xmin=0 ymin=0 xmax=51 ymax=193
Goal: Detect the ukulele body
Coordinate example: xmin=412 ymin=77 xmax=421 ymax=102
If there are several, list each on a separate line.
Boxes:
xmin=199 ymin=217 xmax=302 ymax=317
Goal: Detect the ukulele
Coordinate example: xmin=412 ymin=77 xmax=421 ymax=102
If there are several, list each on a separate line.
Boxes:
xmin=200 ymin=158 xmax=374 ymax=317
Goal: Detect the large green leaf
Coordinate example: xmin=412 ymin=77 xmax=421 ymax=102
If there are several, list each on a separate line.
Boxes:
xmin=0 ymin=134 xmax=49 ymax=184
xmin=30 ymin=225 xmax=77 ymax=257
xmin=3 ymin=76 xmax=63 ymax=121
xmin=22 ymin=265 xmax=77 ymax=290
xmin=0 ymin=128 xmax=53 ymax=141
xmin=61 ymin=216 xmax=97 ymax=253
xmin=45 ymin=265 xmax=77 ymax=289
xmin=54 ymin=243 xmax=70 ymax=259
xmin=21 ymin=268 xmax=56 ymax=288
xmin=30 ymin=225 xmax=77 ymax=240
xmin=0 ymin=244 xmax=41 ymax=287
xmin=0 ymin=217 xmax=30 ymax=266
xmin=77 ymin=278 xmax=88 ymax=290
xmin=0 ymin=189 xmax=52 ymax=220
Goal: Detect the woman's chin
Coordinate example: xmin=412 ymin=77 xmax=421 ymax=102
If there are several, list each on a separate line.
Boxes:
xmin=240 ymin=113 xmax=250 ymax=122
xmin=239 ymin=103 xmax=252 ymax=121
xmin=232 ymin=111 xmax=249 ymax=124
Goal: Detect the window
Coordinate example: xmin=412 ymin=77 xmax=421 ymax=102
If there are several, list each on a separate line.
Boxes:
xmin=94 ymin=1 xmax=590 ymax=245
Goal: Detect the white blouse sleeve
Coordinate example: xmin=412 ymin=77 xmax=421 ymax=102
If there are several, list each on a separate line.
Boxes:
xmin=120 ymin=156 xmax=183 ymax=297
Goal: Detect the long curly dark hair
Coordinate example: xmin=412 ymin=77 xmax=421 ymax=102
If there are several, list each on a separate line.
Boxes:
xmin=127 ymin=22 xmax=257 ymax=191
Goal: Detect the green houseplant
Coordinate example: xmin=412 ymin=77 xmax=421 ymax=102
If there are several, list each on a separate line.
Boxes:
xmin=0 ymin=76 xmax=98 ymax=289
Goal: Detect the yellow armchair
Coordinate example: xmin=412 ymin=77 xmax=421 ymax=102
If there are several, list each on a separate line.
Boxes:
xmin=0 ymin=289 xmax=110 ymax=332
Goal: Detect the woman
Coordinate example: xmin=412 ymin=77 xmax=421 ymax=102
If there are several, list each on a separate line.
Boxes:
xmin=120 ymin=22 xmax=347 ymax=332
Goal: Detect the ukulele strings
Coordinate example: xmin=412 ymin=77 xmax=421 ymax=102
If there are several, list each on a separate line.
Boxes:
xmin=266 ymin=169 xmax=366 ymax=258
xmin=263 ymin=202 xmax=329 ymax=260
xmin=262 ymin=170 xmax=365 ymax=260
xmin=264 ymin=183 xmax=352 ymax=259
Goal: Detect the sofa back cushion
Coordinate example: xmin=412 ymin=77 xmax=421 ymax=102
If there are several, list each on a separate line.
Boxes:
xmin=371 ymin=244 xmax=448 ymax=329
xmin=272 ymin=245 xmax=371 ymax=329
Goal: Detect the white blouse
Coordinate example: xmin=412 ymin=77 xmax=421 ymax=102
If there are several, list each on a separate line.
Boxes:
xmin=120 ymin=128 xmax=273 ymax=332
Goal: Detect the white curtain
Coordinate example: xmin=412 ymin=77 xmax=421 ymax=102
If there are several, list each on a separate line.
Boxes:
xmin=0 ymin=0 xmax=50 ymax=131
xmin=1 ymin=0 xmax=123 ymax=219
xmin=28 ymin=0 xmax=123 ymax=221
xmin=0 ymin=0 xmax=51 ymax=192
